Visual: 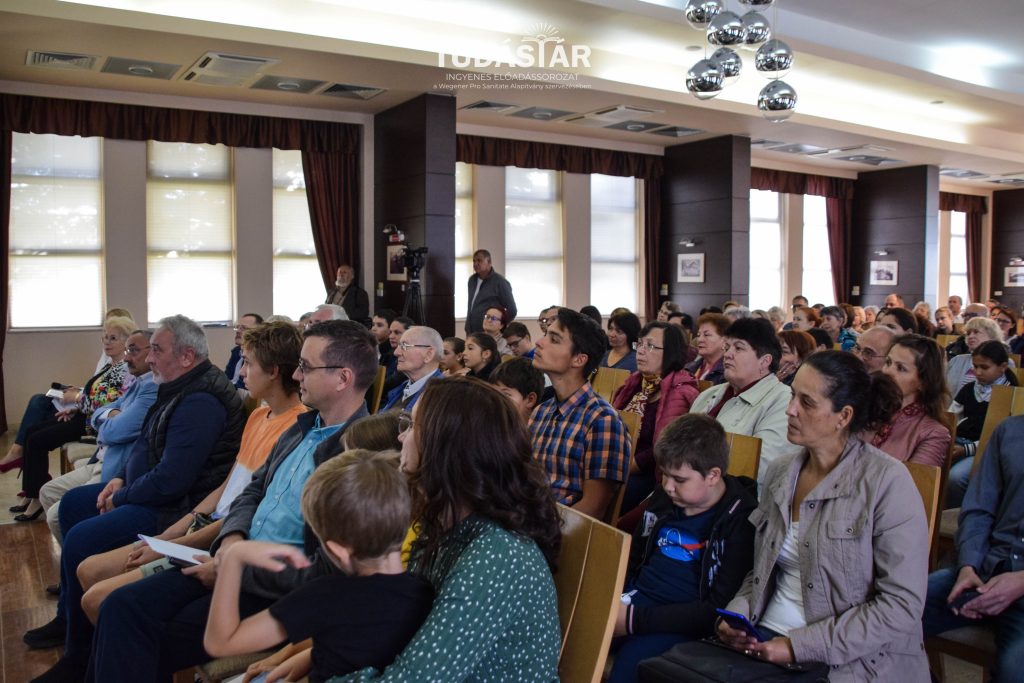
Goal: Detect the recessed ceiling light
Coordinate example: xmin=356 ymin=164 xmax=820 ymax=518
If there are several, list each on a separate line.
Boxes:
xmin=277 ymin=81 xmax=302 ymax=91
xmin=533 ymin=111 xmax=552 ymax=119
xmin=127 ymin=65 xmax=154 ymax=76
xmin=626 ymin=123 xmax=645 ymax=131
xmin=930 ymin=100 xmax=944 ymax=105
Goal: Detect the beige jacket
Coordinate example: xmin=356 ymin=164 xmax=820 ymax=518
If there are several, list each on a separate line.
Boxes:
xmin=690 ymin=373 xmax=802 ymax=486
xmin=726 ymin=437 xmax=930 ymax=683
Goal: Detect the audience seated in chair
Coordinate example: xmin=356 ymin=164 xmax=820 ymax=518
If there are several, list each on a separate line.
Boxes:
xmin=530 ymin=307 xmax=630 ymax=520
xmin=775 ymin=330 xmax=815 ymax=387
xmin=684 ymin=313 xmax=730 ymax=386
xmin=78 ymin=320 xmax=375 ymax=683
xmin=862 ymin=334 xmax=951 ymax=468
xmin=490 ymin=357 xmax=545 ymax=425
xmin=439 ymin=337 xmax=469 ymax=377
xmin=611 ymin=322 xmax=699 ymax=515
xmin=923 ymin=414 xmax=1024 ymax=683
xmin=690 ymin=318 xmax=801 ymax=488
xmin=38 ymin=330 xmax=157 ymax=544
xmin=852 ymin=325 xmax=897 ymax=374
xmin=380 ymin=326 xmax=443 ymax=412
xmin=463 ymin=332 xmax=501 ymax=382
xmin=607 ymin=414 xmax=756 ymax=683
xmin=601 ymin=312 xmax=640 ymax=374
xmin=481 ymin=305 xmax=513 ymax=357
xmin=501 ymin=321 xmax=535 ymax=360
xmin=225 ymin=313 xmax=264 ymax=391
xmin=943 ymin=303 xmax=989 ymax=360
xmin=27 ymin=315 xmax=246 ymax=683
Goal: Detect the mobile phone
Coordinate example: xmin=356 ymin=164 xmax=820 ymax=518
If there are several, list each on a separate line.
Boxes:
xmin=716 ymin=608 xmax=766 ymax=642
xmin=949 ymin=589 xmax=981 ymax=611
xmin=51 ymin=382 xmax=68 ymax=391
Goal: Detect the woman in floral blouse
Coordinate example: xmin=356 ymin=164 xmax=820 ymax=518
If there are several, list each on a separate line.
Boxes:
xmin=12 ymin=316 xmax=136 ymax=521
xmin=334 ymin=376 xmax=562 ymax=682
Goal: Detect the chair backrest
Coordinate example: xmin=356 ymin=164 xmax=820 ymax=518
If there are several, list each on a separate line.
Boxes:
xmin=936 ymin=334 xmax=958 ymax=349
xmin=725 ymin=432 xmax=762 ymax=481
xmin=607 ymin=410 xmax=642 ymax=524
xmin=592 ymin=367 xmax=631 ymax=402
xmin=1012 ymin=353 xmax=1022 ymax=369
xmin=697 ymin=379 xmax=714 ymax=393
xmin=1015 ymin=367 xmax=1024 ymax=386
xmin=555 ymin=505 xmax=631 ymax=683
xmin=905 ymin=461 xmax=943 ymax=553
xmin=1012 ymin=386 xmax=1024 ymax=416
xmin=369 ymin=365 xmax=387 ymax=413
xmin=972 ymin=384 xmax=1015 ymax=477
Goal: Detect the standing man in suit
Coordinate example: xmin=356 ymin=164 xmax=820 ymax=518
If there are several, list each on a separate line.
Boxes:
xmin=466 ymin=249 xmax=516 ymax=334
xmin=325 ymin=264 xmax=370 ymax=327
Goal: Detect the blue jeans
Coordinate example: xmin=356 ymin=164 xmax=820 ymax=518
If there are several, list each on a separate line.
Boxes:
xmin=57 ymin=483 xmax=159 ymax=664
xmin=608 ymin=633 xmax=692 ymax=683
xmin=944 ymin=456 xmax=973 ymax=509
xmin=14 ymin=393 xmax=57 ymax=446
xmin=923 ymin=567 xmax=1024 ymax=683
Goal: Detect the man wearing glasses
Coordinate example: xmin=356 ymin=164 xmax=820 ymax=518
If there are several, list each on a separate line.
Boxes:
xmin=86 ymin=320 xmax=377 ymax=683
xmin=466 ymin=249 xmax=517 ymax=334
xmin=502 ymin=322 xmax=536 ymax=360
xmin=37 ymin=330 xmax=159 ymax=549
xmin=852 ymin=326 xmax=897 ymax=373
xmin=381 ymin=326 xmax=444 ymax=412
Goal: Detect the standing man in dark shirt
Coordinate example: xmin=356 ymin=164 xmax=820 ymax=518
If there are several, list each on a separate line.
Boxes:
xmin=326 ymin=264 xmax=370 ymax=327
xmin=465 ymin=249 xmax=516 ymax=334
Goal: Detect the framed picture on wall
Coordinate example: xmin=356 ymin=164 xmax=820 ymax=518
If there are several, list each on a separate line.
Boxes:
xmin=677 ymin=253 xmax=705 ymax=283
xmin=869 ymin=260 xmax=898 ymax=286
xmin=1005 ymin=266 xmax=1024 ymax=287
xmin=387 ymin=244 xmax=407 ymax=282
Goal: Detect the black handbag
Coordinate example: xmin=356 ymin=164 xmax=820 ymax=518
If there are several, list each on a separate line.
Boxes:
xmin=637 ymin=638 xmax=830 ymax=683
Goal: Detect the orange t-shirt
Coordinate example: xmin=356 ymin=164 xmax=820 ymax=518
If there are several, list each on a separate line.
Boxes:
xmin=236 ymin=403 xmax=308 ymax=472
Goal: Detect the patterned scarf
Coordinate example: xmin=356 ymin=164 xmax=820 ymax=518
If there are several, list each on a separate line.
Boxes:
xmin=871 ymin=402 xmax=925 ymax=448
xmin=623 ymin=374 xmax=661 ymax=419
xmin=975 ymin=374 xmax=1010 ymax=404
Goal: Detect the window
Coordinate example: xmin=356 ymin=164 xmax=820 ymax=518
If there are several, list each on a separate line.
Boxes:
xmin=801 ymin=195 xmax=834 ymax=306
xmin=146 ymin=141 xmax=233 ymax=324
xmin=505 ymin=167 xmax=563 ymax=314
xmin=748 ymin=189 xmax=782 ymax=311
xmin=948 ymin=211 xmax=968 ymax=304
xmin=272 ymin=149 xmax=321 ymax=318
xmin=454 ymin=162 xmax=474 ymax=318
xmin=590 ymin=174 xmax=641 ymax=313
xmin=9 ymin=133 xmax=104 ymax=328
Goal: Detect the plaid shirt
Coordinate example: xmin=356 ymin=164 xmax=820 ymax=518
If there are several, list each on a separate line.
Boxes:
xmin=529 ymin=382 xmax=630 ymax=506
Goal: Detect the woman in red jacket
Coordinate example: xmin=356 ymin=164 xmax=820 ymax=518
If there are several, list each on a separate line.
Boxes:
xmin=613 ymin=322 xmax=699 ymax=514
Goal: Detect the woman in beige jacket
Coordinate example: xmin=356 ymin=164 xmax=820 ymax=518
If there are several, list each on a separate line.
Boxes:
xmin=719 ymin=351 xmax=931 ymax=682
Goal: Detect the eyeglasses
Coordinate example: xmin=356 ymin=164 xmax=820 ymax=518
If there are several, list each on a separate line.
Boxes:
xmin=100 ymin=334 xmax=123 ymax=343
xmin=483 ymin=315 xmax=503 ymax=323
xmin=126 ymin=345 xmax=150 ymax=355
xmin=637 ymin=339 xmax=664 ymax=352
xmin=505 ymin=337 xmax=523 ymax=347
xmin=397 ymin=341 xmax=432 ymax=352
xmin=397 ymin=412 xmax=414 ymax=434
xmin=296 ymin=359 xmax=344 ymax=374
xmin=853 ymin=345 xmax=880 ymax=359
xmin=994 ymin=317 xmax=1014 ymax=326
xmin=233 ymin=325 xmax=250 ymax=332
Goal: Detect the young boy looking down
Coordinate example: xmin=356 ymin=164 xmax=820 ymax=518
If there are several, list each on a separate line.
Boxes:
xmin=608 ymin=414 xmax=757 ymax=683
xmin=203 ymin=449 xmax=433 ymax=683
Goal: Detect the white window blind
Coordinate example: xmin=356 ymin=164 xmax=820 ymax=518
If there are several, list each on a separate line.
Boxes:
xmin=454 ymin=162 xmax=474 ymax=319
xmin=590 ymin=174 xmax=641 ymax=313
xmin=948 ymin=211 xmax=969 ymax=304
xmin=749 ymin=189 xmax=782 ymax=311
xmin=146 ymin=141 xmax=233 ymax=324
xmin=9 ymin=133 xmax=104 ymax=328
xmin=505 ymin=167 xmax=563 ymax=314
xmin=801 ymin=195 xmax=835 ymax=306
xmin=272 ymin=149 xmax=322 ymax=319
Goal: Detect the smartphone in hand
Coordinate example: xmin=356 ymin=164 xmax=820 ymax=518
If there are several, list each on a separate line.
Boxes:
xmin=949 ymin=589 xmax=981 ymax=611
xmin=716 ymin=608 xmax=766 ymax=642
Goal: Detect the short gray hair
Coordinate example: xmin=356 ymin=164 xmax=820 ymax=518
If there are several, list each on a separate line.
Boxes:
xmin=315 ymin=304 xmax=349 ymax=321
xmin=406 ymin=326 xmax=444 ymax=358
xmin=156 ymin=315 xmax=209 ymax=360
xmin=725 ymin=305 xmax=751 ymax=320
xmin=965 ymin=316 xmax=1003 ymax=342
xmin=767 ymin=306 xmax=786 ymax=325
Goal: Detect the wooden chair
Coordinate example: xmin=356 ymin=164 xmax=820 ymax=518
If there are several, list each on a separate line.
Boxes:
xmin=904 ymin=461 xmax=942 ymax=553
xmin=591 ymin=367 xmax=631 ymax=403
xmin=1015 ymin=367 xmax=1024 ymax=386
xmin=555 ymin=505 xmax=631 ymax=683
xmin=697 ymin=380 xmax=714 ymax=393
xmin=724 ymin=432 xmax=761 ymax=481
xmin=369 ymin=365 xmax=387 ymax=413
xmin=936 ymin=334 xmax=958 ymax=348
xmin=1011 ymin=353 xmax=1021 ymax=369
xmin=607 ymin=410 xmax=641 ymax=525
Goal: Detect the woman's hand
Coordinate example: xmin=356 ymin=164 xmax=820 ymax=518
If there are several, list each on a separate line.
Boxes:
xmin=62 ymin=388 xmax=81 ymax=405
xmin=749 ymin=636 xmax=795 ymax=665
xmin=55 ymin=408 xmax=78 ymax=422
xmin=716 ymin=617 xmax=758 ymax=651
xmin=124 ymin=544 xmax=162 ymax=571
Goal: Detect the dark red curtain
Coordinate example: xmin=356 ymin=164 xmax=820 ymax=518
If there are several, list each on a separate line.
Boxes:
xmin=940 ymin=192 xmax=988 ymax=303
xmin=0 ymin=132 xmax=10 ymax=433
xmin=456 ymin=134 xmax=664 ymax=318
xmin=751 ymin=168 xmax=855 ymax=303
xmin=0 ymin=94 xmax=361 ymax=432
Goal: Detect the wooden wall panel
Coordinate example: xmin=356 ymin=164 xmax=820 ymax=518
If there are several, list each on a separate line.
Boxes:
xmin=991 ymin=188 xmax=1024 ymax=311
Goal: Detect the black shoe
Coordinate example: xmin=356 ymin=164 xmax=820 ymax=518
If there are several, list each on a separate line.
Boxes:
xmin=14 ymin=507 xmax=44 ymax=522
xmin=23 ymin=615 xmax=66 ymax=649
xmin=9 ymin=502 xmax=28 ymax=513
xmin=29 ymin=656 xmax=84 ymax=683
xmin=45 ymin=583 xmax=60 ymax=596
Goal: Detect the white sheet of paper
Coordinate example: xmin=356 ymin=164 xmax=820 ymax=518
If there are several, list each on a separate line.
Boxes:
xmin=138 ymin=535 xmax=211 ymax=565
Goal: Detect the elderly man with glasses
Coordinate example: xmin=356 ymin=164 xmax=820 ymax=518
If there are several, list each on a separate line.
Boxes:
xmin=852 ymin=326 xmax=897 ymax=374
xmin=381 ymin=326 xmax=444 ymax=412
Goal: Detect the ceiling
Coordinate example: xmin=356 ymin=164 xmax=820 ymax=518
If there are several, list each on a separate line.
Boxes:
xmin=1 ymin=0 xmax=1022 ymax=188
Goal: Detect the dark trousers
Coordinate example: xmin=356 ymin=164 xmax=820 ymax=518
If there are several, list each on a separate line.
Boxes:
xmin=22 ymin=412 xmax=87 ymax=497
xmin=57 ymin=483 xmax=159 ymax=664
xmin=89 ymin=568 xmax=273 ymax=683
xmin=14 ymin=393 xmax=57 ymax=446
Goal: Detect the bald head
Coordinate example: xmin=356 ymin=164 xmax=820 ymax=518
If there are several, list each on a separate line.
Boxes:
xmin=854 ymin=326 xmax=897 ymax=373
xmin=963 ymin=303 xmax=988 ymax=322
xmin=395 ymin=326 xmax=443 ymax=381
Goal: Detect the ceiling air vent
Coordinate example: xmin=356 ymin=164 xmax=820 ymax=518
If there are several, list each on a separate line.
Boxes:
xmin=321 ymin=83 xmax=386 ymax=100
xmin=940 ymin=168 xmax=988 ymax=180
xmin=834 ymin=155 xmax=903 ymax=166
xmin=769 ymin=143 xmax=828 ymax=155
xmin=808 ymin=144 xmax=891 ymax=159
xmin=751 ymin=139 xmax=785 ymax=148
xmin=991 ymin=173 xmax=1024 ymax=186
xmin=102 ymin=57 xmax=181 ymax=80
xmin=564 ymin=104 xmax=661 ymax=128
xmin=509 ymin=106 xmax=575 ymax=121
xmin=606 ymin=120 xmax=670 ymax=133
xmin=181 ymin=52 xmax=279 ymax=87
xmin=251 ymin=74 xmax=326 ymax=94
xmin=461 ymin=101 xmax=519 ymax=113
xmin=652 ymin=126 xmax=704 ymax=138
xmin=26 ymin=50 xmax=100 ymax=71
